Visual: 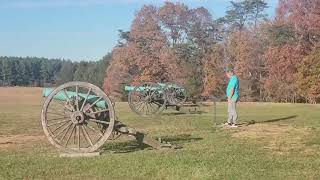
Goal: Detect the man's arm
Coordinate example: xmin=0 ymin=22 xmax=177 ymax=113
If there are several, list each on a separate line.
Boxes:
xmin=228 ymin=88 xmax=234 ymax=102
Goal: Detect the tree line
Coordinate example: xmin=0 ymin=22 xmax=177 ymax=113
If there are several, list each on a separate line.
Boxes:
xmin=104 ymin=0 xmax=320 ymax=103
xmin=0 ymin=54 xmax=111 ymax=88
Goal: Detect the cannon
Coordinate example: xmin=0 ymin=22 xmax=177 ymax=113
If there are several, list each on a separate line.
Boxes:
xmin=125 ymin=82 xmax=189 ymax=116
xmin=41 ymin=81 xmax=176 ymax=154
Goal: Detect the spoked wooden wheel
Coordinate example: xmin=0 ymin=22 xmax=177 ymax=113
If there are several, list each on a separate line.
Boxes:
xmin=41 ymin=82 xmax=115 ymax=153
xmin=164 ymin=82 xmax=187 ymax=106
xmin=128 ymin=82 xmax=166 ymax=116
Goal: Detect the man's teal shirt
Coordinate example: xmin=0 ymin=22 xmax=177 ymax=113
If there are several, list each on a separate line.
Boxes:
xmin=226 ymin=75 xmax=239 ymax=102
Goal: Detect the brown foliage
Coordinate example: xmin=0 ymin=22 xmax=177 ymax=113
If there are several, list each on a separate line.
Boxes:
xmin=277 ymin=0 xmax=320 ymax=49
xmin=104 ymin=5 xmax=183 ymax=100
xmin=267 ymin=0 xmax=320 ymax=102
xmin=264 ymin=44 xmax=302 ymax=102
xmin=202 ymin=45 xmax=225 ymax=97
xmin=129 ymin=5 xmax=182 ymax=83
xmin=297 ymin=48 xmax=320 ymax=103
xmin=159 ymin=2 xmax=189 ymax=45
xmin=227 ymin=30 xmax=267 ymax=101
xmin=103 ymin=47 xmax=130 ymax=100
xmin=103 ymin=0 xmax=320 ymax=103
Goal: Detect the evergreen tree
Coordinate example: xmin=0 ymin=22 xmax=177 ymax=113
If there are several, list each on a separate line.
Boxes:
xmin=2 ymin=59 xmax=12 ymax=86
xmin=73 ymin=61 xmax=89 ymax=82
xmin=40 ymin=60 xmax=49 ymax=86
xmin=57 ymin=61 xmax=75 ymax=85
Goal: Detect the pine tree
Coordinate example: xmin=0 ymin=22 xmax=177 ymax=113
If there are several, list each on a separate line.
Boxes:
xmin=57 ymin=61 xmax=75 ymax=85
xmin=40 ymin=60 xmax=49 ymax=86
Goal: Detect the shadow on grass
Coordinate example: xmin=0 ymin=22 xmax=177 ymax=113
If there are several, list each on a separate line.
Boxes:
xmin=260 ymin=115 xmax=297 ymax=123
xmin=101 ymin=134 xmax=202 ymax=154
xmin=160 ymin=134 xmax=203 ymax=144
xmin=102 ymin=140 xmax=150 ymax=154
xmin=239 ymin=115 xmax=297 ymax=126
xmin=162 ymin=111 xmax=207 ymax=116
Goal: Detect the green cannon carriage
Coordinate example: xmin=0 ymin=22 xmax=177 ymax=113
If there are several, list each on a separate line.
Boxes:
xmin=125 ymin=82 xmax=187 ymax=116
xmin=41 ymin=81 xmax=176 ymax=154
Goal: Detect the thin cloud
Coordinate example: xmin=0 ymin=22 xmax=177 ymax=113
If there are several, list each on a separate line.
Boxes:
xmin=1 ymin=0 xmax=211 ymax=9
xmin=1 ymin=0 xmax=277 ymax=9
xmin=1 ymin=0 xmax=111 ymax=9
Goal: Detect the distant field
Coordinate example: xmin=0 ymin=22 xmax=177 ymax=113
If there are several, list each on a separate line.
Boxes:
xmin=0 ymin=87 xmax=319 ymax=179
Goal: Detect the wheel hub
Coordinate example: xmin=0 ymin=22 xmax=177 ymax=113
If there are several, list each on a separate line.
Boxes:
xmin=145 ymin=95 xmax=154 ymax=103
xmin=70 ymin=111 xmax=85 ymax=124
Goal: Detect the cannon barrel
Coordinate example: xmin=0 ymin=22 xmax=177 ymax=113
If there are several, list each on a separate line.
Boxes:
xmin=42 ymin=88 xmax=107 ymax=108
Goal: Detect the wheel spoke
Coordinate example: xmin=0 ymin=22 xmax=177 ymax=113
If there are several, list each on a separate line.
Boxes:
xmin=147 ymin=102 xmax=154 ymax=111
xmin=54 ymin=100 xmax=72 ymax=111
xmin=63 ymin=89 xmax=70 ymax=101
xmin=149 ymin=103 xmax=157 ymax=113
xmin=47 ymin=116 xmax=69 ymax=121
xmin=176 ymin=96 xmax=184 ymax=100
xmin=47 ymin=107 xmax=68 ymax=114
xmin=136 ymin=94 xmax=143 ymax=99
xmin=150 ymin=103 xmax=158 ymax=113
xmin=137 ymin=86 xmax=143 ymax=93
xmin=73 ymin=124 xmax=77 ymax=144
xmin=152 ymin=101 xmax=163 ymax=106
xmin=64 ymin=106 xmax=74 ymax=112
xmin=51 ymin=121 xmax=70 ymax=133
xmin=87 ymin=119 xmax=110 ymax=125
xmin=88 ymin=108 xmax=109 ymax=115
xmin=54 ymin=100 xmax=65 ymax=107
xmin=80 ymin=88 xmax=92 ymax=111
xmin=135 ymin=101 xmax=144 ymax=111
xmin=82 ymin=126 xmax=93 ymax=147
xmin=134 ymin=101 xmax=144 ymax=106
xmin=145 ymin=102 xmax=150 ymax=115
xmin=65 ymin=125 xmax=76 ymax=147
xmin=138 ymin=102 xmax=146 ymax=114
xmin=86 ymin=124 xmax=104 ymax=137
xmin=77 ymin=125 xmax=80 ymax=149
xmin=84 ymin=97 xmax=102 ymax=112
xmin=57 ymin=123 xmax=73 ymax=142
xmin=149 ymin=89 xmax=156 ymax=99
xmin=48 ymin=119 xmax=70 ymax=127
xmin=47 ymin=111 xmax=66 ymax=116
xmin=143 ymin=102 xmax=149 ymax=115
xmin=75 ymin=85 xmax=79 ymax=111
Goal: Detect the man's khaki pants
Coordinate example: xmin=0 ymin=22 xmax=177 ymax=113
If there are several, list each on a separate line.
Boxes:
xmin=228 ymin=100 xmax=238 ymax=124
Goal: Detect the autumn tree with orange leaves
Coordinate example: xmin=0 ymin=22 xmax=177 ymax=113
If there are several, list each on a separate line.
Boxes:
xmin=104 ymin=0 xmax=320 ymax=103
xmin=263 ymin=0 xmax=320 ymax=103
xmin=104 ymin=3 xmax=220 ymax=100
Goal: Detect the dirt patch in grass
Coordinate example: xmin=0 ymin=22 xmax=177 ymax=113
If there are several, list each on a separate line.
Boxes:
xmin=0 ymin=87 xmax=42 ymax=105
xmin=0 ymin=134 xmax=46 ymax=149
xmin=232 ymin=124 xmax=317 ymax=155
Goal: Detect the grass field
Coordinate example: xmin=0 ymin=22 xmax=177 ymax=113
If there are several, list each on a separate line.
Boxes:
xmin=0 ymin=87 xmax=320 ymax=180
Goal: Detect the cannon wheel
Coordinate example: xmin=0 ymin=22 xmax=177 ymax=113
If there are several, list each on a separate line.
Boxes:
xmin=41 ymin=81 xmax=115 ymax=153
xmin=128 ymin=82 xmax=166 ymax=116
xmin=164 ymin=82 xmax=187 ymax=106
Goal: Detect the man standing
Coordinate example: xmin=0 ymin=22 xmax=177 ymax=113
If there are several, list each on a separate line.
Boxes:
xmin=225 ymin=66 xmax=240 ymax=127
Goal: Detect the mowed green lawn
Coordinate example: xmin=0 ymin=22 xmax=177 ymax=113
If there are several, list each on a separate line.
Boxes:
xmin=0 ymin=87 xmax=320 ymax=180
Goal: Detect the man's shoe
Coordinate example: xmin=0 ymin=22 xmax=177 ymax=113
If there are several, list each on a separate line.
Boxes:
xmin=223 ymin=122 xmax=231 ymax=126
xmin=230 ymin=124 xmax=238 ymax=128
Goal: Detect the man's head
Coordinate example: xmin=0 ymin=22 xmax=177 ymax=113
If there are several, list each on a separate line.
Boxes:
xmin=225 ymin=66 xmax=234 ymax=78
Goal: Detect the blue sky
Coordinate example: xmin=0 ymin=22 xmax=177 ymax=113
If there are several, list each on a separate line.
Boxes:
xmin=0 ymin=0 xmax=278 ymax=61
